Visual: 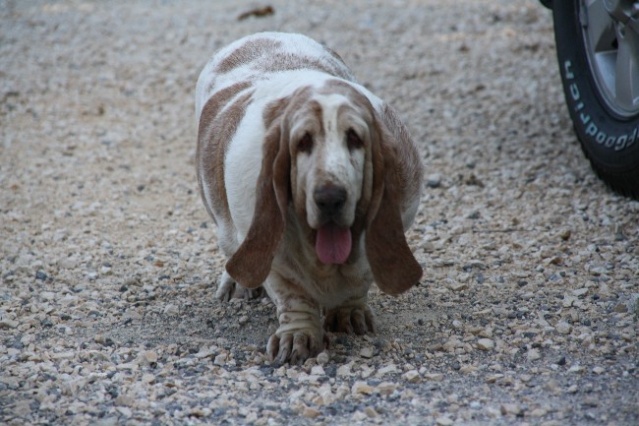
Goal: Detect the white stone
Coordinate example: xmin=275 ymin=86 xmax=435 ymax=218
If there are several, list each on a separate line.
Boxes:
xmin=403 ymin=370 xmax=421 ymax=383
xmin=527 ymin=348 xmax=541 ymax=361
xmin=555 ymin=321 xmax=572 ymax=335
xmin=435 ymin=416 xmax=454 ymax=425
xmin=351 ymin=381 xmax=374 ymax=396
xmin=360 ymin=347 xmax=374 ymax=358
xmin=477 ymin=338 xmax=495 ymax=351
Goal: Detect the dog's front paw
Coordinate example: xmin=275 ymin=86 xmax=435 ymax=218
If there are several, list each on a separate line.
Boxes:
xmin=324 ymin=303 xmax=375 ymax=335
xmin=267 ymin=311 xmax=325 ymax=364
xmin=215 ymin=271 xmax=264 ymax=302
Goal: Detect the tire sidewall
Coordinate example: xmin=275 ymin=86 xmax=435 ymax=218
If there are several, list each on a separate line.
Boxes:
xmin=553 ymin=0 xmax=639 ymax=172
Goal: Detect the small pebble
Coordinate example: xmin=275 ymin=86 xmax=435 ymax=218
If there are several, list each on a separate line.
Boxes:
xmin=337 ymin=363 xmax=353 ymax=377
xmin=311 ymin=365 xmax=325 ymax=376
xmin=568 ymin=365 xmax=583 ymax=374
xmin=555 ymin=321 xmax=572 ymax=335
xmin=360 ymin=346 xmax=374 ymax=358
xmin=143 ymin=350 xmax=158 ymax=364
xmin=501 ymin=403 xmax=522 ymax=416
xmin=426 ymin=174 xmax=442 ymax=188
xmin=448 ymin=281 xmax=468 ymax=292
xmin=477 ymin=338 xmax=495 ymax=351
xmin=316 ymin=351 xmax=329 ymax=365
xmin=364 ymin=407 xmax=378 ymax=418
xmin=402 ymin=370 xmax=421 ymax=383
xmin=376 ymin=382 xmax=398 ymax=395
xmin=530 ymin=407 xmax=548 ymax=417
xmin=435 ymin=416 xmax=454 ymax=426
xmin=163 ymin=304 xmax=179 ymax=316
xmin=572 ymin=288 xmax=588 ymax=297
xmin=527 ymin=348 xmax=541 ymax=361
xmin=613 ymin=303 xmax=628 ymax=313
xmin=302 ymin=407 xmax=321 ymax=419
xmin=214 ymin=353 xmax=227 ymax=366
xmin=352 ymin=381 xmax=374 ymax=396
xmin=0 ymin=319 xmax=18 ymax=329
xmin=423 ymin=373 xmax=444 ymax=381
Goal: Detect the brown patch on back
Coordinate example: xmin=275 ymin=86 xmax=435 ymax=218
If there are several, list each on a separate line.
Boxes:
xmin=261 ymin=53 xmax=352 ymax=79
xmin=197 ymin=81 xmax=254 ymax=225
xmin=216 ymin=37 xmax=353 ymax=80
xmin=216 ymin=38 xmax=282 ymax=74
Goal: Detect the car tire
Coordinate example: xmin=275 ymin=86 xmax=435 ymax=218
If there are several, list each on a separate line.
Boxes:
xmin=552 ymin=0 xmax=639 ymax=199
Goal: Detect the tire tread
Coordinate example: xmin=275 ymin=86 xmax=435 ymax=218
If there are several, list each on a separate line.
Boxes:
xmin=576 ymin=130 xmax=639 ymax=200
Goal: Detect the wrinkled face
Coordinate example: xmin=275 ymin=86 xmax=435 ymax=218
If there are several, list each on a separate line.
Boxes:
xmin=289 ymin=91 xmax=371 ymax=233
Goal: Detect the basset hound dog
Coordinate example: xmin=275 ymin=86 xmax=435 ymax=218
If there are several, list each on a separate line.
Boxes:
xmin=196 ymin=32 xmax=423 ymax=364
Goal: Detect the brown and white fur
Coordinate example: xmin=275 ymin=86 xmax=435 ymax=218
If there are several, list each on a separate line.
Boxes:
xmin=196 ymin=32 xmax=423 ymax=364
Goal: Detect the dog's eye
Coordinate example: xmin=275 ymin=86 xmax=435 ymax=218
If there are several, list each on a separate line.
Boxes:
xmin=298 ymin=132 xmax=313 ymax=154
xmin=346 ymin=128 xmax=364 ymax=150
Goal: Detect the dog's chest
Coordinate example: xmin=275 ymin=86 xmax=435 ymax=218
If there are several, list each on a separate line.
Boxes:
xmin=273 ymin=232 xmax=373 ymax=308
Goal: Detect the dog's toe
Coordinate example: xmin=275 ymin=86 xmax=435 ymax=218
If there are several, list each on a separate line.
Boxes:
xmin=237 ymin=286 xmax=266 ymax=300
xmin=215 ymin=271 xmax=265 ymax=302
xmin=324 ymin=304 xmax=375 ymax=335
xmin=267 ymin=330 xmax=324 ymax=365
xmin=215 ymin=271 xmax=236 ymax=302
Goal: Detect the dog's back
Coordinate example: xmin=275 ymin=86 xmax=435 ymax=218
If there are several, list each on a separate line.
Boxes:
xmin=195 ymin=32 xmax=354 ymax=117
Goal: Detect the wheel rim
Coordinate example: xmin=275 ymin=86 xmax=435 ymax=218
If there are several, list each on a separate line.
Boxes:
xmin=580 ymin=0 xmax=639 ymax=117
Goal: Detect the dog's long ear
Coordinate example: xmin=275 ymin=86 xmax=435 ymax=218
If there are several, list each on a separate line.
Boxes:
xmin=226 ymin=106 xmax=290 ymax=288
xmin=365 ymin=106 xmax=422 ymax=295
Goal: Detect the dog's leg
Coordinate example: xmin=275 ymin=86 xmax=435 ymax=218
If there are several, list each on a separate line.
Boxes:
xmin=324 ymin=296 xmax=375 ymax=335
xmin=263 ymin=272 xmax=326 ymax=364
xmin=215 ymin=270 xmax=265 ymax=302
xmin=215 ymin=271 xmax=236 ymax=302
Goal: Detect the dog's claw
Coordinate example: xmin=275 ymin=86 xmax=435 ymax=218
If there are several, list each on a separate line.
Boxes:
xmin=215 ymin=271 xmax=264 ymax=302
xmin=324 ymin=304 xmax=375 ymax=334
xmin=267 ymin=328 xmax=324 ymax=365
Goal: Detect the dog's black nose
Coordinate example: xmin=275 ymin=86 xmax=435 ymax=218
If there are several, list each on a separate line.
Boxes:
xmin=314 ymin=185 xmax=347 ymax=217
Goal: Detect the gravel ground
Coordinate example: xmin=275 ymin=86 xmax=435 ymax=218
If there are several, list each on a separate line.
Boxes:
xmin=1 ymin=0 xmax=638 ymax=425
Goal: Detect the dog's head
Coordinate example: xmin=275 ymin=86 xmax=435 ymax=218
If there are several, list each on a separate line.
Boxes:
xmin=226 ymin=79 xmax=422 ymax=295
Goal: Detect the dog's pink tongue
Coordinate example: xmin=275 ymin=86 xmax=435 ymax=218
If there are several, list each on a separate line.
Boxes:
xmin=315 ymin=224 xmax=352 ymax=265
